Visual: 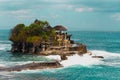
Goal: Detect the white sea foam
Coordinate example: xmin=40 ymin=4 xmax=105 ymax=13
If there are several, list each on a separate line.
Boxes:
xmin=46 ymin=50 xmax=120 ymax=67
xmin=0 ymin=72 xmax=14 ymax=79
xmin=15 ymin=68 xmax=57 ymax=73
xmin=45 ymin=55 xmax=61 ymax=61
xmin=60 ymin=54 xmax=103 ymax=67
xmin=91 ymin=50 xmax=120 ymax=57
xmin=90 ymin=50 xmax=120 ymax=67
xmin=45 ymin=53 xmax=103 ymax=67
xmin=4 ymin=61 xmax=44 ymax=67
xmin=0 ymin=40 xmax=11 ymax=43
xmin=0 ymin=47 xmax=6 ymax=50
xmin=0 ymin=64 xmax=5 ymax=67
xmin=0 ymin=43 xmax=11 ymax=51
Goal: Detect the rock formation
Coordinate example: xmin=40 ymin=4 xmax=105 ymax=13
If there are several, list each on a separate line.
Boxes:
xmin=9 ymin=19 xmax=87 ymax=56
xmin=0 ymin=61 xmax=62 ymax=72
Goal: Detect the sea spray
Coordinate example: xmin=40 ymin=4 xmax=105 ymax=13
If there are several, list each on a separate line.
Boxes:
xmin=45 ymin=53 xmax=103 ymax=67
xmin=0 ymin=63 xmax=5 ymax=67
xmin=60 ymin=54 xmax=103 ymax=67
xmin=0 ymin=43 xmax=11 ymax=51
xmin=46 ymin=50 xmax=120 ymax=68
xmin=91 ymin=50 xmax=120 ymax=58
xmin=45 ymin=55 xmax=61 ymax=61
xmin=91 ymin=50 xmax=120 ymax=67
xmin=0 ymin=72 xmax=15 ymax=80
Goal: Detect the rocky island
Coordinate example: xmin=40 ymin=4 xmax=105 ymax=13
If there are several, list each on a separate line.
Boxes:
xmin=6 ymin=19 xmax=88 ymax=71
xmin=9 ymin=19 xmax=87 ymax=59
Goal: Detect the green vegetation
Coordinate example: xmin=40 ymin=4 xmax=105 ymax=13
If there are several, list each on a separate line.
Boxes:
xmin=9 ymin=19 xmax=56 ymax=53
xmin=10 ymin=19 xmax=55 ymax=43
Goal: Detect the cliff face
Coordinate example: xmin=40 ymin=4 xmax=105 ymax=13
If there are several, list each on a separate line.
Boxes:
xmin=11 ymin=42 xmax=40 ymax=54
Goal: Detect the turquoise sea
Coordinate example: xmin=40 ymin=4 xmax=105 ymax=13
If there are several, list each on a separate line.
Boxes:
xmin=0 ymin=30 xmax=120 ymax=80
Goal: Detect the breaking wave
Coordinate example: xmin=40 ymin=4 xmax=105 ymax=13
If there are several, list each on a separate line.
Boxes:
xmin=0 ymin=44 xmax=11 ymax=51
xmin=46 ymin=50 xmax=120 ymax=68
xmin=60 ymin=54 xmax=103 ymax=67
xmin=0 ymin=72 xmax=14 ymax=80
xmin=0 ymin=40 xmax=11 ymax=51
xmin=61 ymin=50 xmax=120 ymax=67
xmin=91 ymin=50 xmax=120 ymax=67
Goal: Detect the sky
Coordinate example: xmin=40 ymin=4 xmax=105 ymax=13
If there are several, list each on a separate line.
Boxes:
xmin=0 ymin=0 xmax=120 ymax=31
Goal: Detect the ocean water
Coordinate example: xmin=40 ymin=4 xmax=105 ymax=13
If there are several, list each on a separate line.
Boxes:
xmin=0 ymin=30 xmax=120 ymax=80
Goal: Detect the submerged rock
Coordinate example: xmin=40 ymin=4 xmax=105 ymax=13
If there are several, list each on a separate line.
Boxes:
xmin=0 ymin=61 xmax=62 ymax=72
xmin=92 ymin=56 xmax=104 ymax=58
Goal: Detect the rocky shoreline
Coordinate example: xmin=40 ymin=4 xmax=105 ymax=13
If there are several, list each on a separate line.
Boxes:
xmin=0 ymin=61 xmax=62 ymax=72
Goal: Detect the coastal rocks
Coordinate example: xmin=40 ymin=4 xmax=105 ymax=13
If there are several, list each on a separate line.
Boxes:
xmin=36 ymin=44 xmax=87 ymax=56
xmin=0 ymin=61 xmax=62 ymax=72
xmin=92 ymin=56 xmax=104 ymax=58
xmin=11 ymin=42 xmax=36 ymax=53
xmin=60 ymin=54 xmax=67 ymax=60
xmin=69 ymin=44 xmax=87 ymax=54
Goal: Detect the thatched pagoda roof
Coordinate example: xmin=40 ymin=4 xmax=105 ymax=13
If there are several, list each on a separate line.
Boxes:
xmin=54 ymin=25 xmax=67 ymax=31
xmin=44 ymin=25 xmax=53 ymax=31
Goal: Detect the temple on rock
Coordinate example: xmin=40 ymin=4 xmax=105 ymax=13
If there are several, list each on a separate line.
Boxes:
xmin=42 ymin=25 xmax=72 ymax=51
xmin=9 ymin=19 xmax=87 ymax=59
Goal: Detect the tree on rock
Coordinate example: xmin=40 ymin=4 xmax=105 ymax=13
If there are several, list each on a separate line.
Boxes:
xmin=9 ymin=19 xmax=56 ymax=54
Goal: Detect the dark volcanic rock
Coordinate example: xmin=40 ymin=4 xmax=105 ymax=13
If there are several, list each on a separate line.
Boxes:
xmin=0 ymin=61 xmax=62 ymax=72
